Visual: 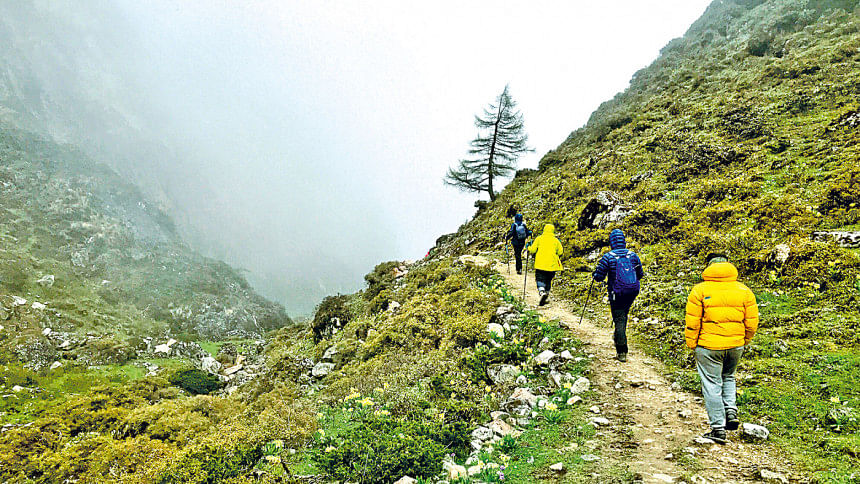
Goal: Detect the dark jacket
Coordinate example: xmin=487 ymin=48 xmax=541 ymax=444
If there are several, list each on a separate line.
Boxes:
xmin=505 ymin=214 xmax=532 ymax=247
xmin=593 ymin=229 xmax=644 ymax=294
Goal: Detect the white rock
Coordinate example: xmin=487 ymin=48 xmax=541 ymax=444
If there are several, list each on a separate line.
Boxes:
xmin=471 ymin=426 xmax=494 ymax=441
xmin=31 ymin=302 xmax=46 ymax=310
xmin=488 ymin=364 xmax=519 ymax=384
xmin=566 ymin=396 xmax=582 ymax=405
xmin=200 ymin=356 xmax=221 ymax=374
xmin=153 ymin=344 xmax=172 ymax=355
xmin=37 ymin=275 xmax=55 ymax=287
xmin=166 ymin=338 xmax=177 ymax=347
xmin=11 ymin=296 xmax=27 ymax=306
xmin=388 ymin=301 xmax=401 ymax=312
xmin=12 ymin=385 xmax=26 ymax=392
xmin=393 ymin=477 xmax=417 ymax=484
xmin=677 ymin=408 xmax=692 ymax=419
xmin=515 ymin=374 xmax=528 ymax=385
xmin=590 ymin=417 xmax=609 ymax=426
xmin=322 ymin=345 xmax=339 ymax=362
xmin=311 ymin=362 xmax=335 ymax=378
xmin=42 ymin=328 xmax=52 ymax=336
xmin=652 ymin=474 xmax=675 ymax=483
xmin=589 ymin=405 xmax=601 ymax=414
xmin=534 ymin=349 xmax=556 ymax=365
xmin=580 ymin=454 xmax=600 ymax=462
xmin=487 ymin=323 xmax=505 ymax=339
xmin=741 ymin=422 xmax=770 ymax=441
xmin=488 ymin=419 xmax=514 ymax=436
xmin=468 ymin=465 xmax=482 ymax=476
xmin=442 ymin=461 xmax=468 ymax=480
xmin=458 ymin=255 xmax=491 ymax=269
xmin=550 ymin=462 xmax=564 ymax=472
xmin=759 ymin=469 xmax=788 ymax=484
xmin=693 ymin=436 xmax=718 ymax=445
xmin=560 ymin=350 xmax=573 ymax=360
xmin=50 ymin=361 xmax=62 ymax=370
xmin=570 ymin=376 xmax=591 ymax=394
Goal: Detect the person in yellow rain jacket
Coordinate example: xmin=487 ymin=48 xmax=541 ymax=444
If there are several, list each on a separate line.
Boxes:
xmin=685 ymin=253 xmax=759 ymax=445
xmin=527 ymin=224 xmax=563 ymax=306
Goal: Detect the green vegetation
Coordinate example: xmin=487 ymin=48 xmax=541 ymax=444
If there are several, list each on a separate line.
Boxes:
xmin=169 ymin=368 xmax=224 ymax=395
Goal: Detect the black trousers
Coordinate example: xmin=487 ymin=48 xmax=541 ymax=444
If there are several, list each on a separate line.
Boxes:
xmin=512 ymin=244 xmax=525 ymax=272
xmin=609 ymin=291 xmax=638 ymax=354
xmin=535 ymin=269 xmax=556 ymax=293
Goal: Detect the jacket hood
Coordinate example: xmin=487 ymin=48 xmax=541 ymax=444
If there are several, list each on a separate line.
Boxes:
xmin=515 ymin=214 xmax=523 ymax=223
xmin=542 ymin=224 xmax=555 ymax=236
xmin=702 ymin=262 xmax=739 ymax=282
xmin=609 ymin=229 xmax=627 ymax=250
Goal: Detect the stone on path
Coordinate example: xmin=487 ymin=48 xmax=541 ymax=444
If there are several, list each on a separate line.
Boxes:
xmin=740 ymin=422 xmax=770 ymax=441
xmin=653 ymin=474 xmax=675 ymax=483
xmin=590 ymin=417 xmax=610 ymax=427
xmin=570 ymin=376 xmax=590 ymax=394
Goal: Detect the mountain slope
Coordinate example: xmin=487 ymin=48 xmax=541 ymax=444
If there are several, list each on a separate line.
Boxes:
xmin=432 ymin=0 xmax=860 ymax=479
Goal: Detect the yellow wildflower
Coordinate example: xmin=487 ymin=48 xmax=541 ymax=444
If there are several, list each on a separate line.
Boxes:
xmin=324 ymin=446 xmax=336 ymax=453
xmin=273 ymin=439 xmax=284 ymax=449
xmin=563 ymin=382 xmax=572 ymax=390
xmin=264 ymin=455 xmax=281 ymax=464
xmin=546 ymin=403 xmax=559 ymax=411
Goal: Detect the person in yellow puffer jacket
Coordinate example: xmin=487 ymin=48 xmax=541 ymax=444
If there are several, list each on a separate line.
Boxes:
xmin=685 ymin=253 xmax=758 ymax=445
xmin=527 ymin=224 xmax=563 ymax=306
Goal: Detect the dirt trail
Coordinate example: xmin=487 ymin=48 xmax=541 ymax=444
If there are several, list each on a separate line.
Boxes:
xmin=494 ymin=261 xmax=800 ymax=484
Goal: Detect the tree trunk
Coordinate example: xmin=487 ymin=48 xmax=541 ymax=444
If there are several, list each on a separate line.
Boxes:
xmin=487 ymin=99 xmax=504 ymax=202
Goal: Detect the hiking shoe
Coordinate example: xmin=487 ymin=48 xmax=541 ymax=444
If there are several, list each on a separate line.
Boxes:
xmin=725 ymin=410 xmax=739 ymax=431
xmin=516 ymin=270 xmax=522 ymax=275
xmin=702 ymin=429 xmax=727 ymax=444
xmin=616 ymin=353 xmax=627 ymax=362
xmin=539 ymin=292 xmax=549 ymax=306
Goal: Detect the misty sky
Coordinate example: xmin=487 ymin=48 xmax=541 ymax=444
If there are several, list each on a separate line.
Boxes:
xmin=4 ymin=1 xmax=714 ymax=314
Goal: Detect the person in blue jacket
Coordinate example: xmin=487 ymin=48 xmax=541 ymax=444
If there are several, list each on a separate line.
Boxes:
xmin=505 ymin=213 xmax=533 ymax=274
xmin=593 ymin=229 xmax=644 ymax=362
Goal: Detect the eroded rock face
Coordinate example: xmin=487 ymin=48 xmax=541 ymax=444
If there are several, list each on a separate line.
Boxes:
xmin=578 ymin=191 xmax=633 ymax=230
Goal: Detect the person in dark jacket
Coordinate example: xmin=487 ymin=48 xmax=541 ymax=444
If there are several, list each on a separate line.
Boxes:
xmin=593 ymin=229 xmax=644 ymax=362
xmin=505 ymin=213 xmax=533 ymax=274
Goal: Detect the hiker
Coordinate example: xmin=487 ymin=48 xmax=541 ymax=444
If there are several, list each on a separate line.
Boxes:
xmin=685 ymin=253 xmax=759 ymax=444
xmin=592 ymin=229 xmax=644 ymax=363
xmin=505 ymin=213 xmax=532 ymax=274
xmin=527 ymin=224 xmax=563 ymax=306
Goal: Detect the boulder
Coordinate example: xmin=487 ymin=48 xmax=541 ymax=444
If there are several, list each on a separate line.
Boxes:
xmin=442 ymin=461 xmax=468 ymax=480
xmin=50 ymin=361 xmax=62 ymax=370
xmin=769 ymin=244 xmax=791 ymax=266
xmin=759 ymin=469 xmax=788 ymax=484
xmin=559 ymin=350 xmax=573 ymax=360
xmin=471 ymin=426 xmax=494 ymax=441
xmin=487 ymin=364 xmax=519 ymax=385
xmin=31 ymin=302 xmax=46 ymax=310
xmin=534 ymin=349 xmax=557 ymax=365
xmin=502 ymin=387 xmax=538 ymax=416
xmin=11 ymin=296 xmax=27 ymax=306
xmin=569 ymin=376 xmax=591 ymax=394
xmin=36 ymin=275 xmax=55 ymax=287
xmin=311 ymin=362 xmax=335 ymax=378
xmin=487 ymin=418 xmax=514 ymax=437
xmin=740 ymin=422 xmax=770 ymax=441
xmin=550 ymin=462 xmax=565 ymax=472
xmin=200 ymin=356 xmax=221 ymax=374
xmin=487 ymin=323 xmax=505 ymax=339
xmin=578 ymin=191 xmax=633 ymax=230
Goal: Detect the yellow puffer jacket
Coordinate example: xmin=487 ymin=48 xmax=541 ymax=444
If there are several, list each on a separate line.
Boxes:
xmin=685 ymin=262 xmax=758 ymax=350
xmin=527 ymin=224 xmax=564 ymax=272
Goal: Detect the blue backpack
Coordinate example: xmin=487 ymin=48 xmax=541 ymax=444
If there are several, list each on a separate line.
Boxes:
xmin=611 ymin=250 xmax=640 ymax=295
xmin=513 ymin=222 xmax=528 ymax=243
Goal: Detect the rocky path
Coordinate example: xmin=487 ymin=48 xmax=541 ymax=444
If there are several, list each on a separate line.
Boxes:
xmin=495 ymin=262 xmax=801 ymax=484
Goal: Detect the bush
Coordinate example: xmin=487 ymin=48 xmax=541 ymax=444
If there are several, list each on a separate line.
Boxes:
xmin=311 ymin=294 xmax=352 ymax=342
xmin=313 ymin=417 xmax=448 ymax=483
xmin=168 ymin=369 xmax=222 ymax=395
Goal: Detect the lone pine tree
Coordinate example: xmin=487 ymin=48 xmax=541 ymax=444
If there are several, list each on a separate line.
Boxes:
xmin=446 ymin=85 xmax=533 ymax=201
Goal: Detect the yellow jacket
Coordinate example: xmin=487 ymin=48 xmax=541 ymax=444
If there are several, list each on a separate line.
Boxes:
xmin=527 ymin=224 xmax=564 ymax=272
xmin=685 ymin=262 xmax=758 ymax=350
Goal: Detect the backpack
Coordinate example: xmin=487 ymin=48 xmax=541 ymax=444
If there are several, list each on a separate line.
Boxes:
xmin=513 ymin=222 xmax=528 ymax=243
xmin=610 ymin=250 xmax=640 ymax=295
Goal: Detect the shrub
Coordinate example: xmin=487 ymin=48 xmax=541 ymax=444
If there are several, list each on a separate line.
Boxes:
xmin=313 ymin=417 xmax=448 ymax=483
xmin=168 ymin=369 xmax=222 ymax=395
xmin=312 ymin=294 xmax=352 ymax=342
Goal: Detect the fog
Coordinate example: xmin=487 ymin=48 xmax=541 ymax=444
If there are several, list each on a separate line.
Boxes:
xmin=0 ymin=0 xmax=712 ymax=315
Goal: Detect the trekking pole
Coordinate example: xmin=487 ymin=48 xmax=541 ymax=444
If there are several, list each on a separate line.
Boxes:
xmin=505 ymin=242 xmax=510 ymax=274
xmin=522 ymin=246 xmax=529 ymax=300
xmin=579 ymin=279 xmax=595 ymax=325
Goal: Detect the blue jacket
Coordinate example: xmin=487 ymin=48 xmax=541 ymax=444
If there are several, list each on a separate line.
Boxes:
xmin=505 ymin=214 xmax=532 ymax=247
xmin=593 ymin=229 xmax=644 ymax=294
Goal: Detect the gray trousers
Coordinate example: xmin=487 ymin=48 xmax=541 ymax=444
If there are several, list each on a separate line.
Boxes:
xmin=695 ymin=346 xmax=744 ymax=430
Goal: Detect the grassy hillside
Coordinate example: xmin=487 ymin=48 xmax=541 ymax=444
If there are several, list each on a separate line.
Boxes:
xmin=433 ymin=0 xmax=860 ymax=479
